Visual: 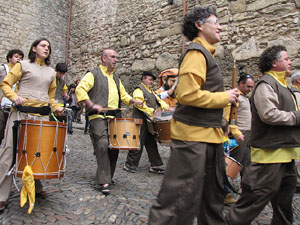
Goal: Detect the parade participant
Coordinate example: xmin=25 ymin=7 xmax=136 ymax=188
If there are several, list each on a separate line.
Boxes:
xmin=227 ymin=45 xmax=300 ymax=225
xmin=54 ymin=63 xmax=69 ymax=106
xmin=148 ymin=6 xmax=239 ymax=225
xmin=155 ymin=68 xmax=178 ymax=107
xmin=75 ymin=78 xmax=83 ymax=124
xmin=0 ymin=49 xmax=24 ymax=144
xmin=229 ymin=73 xmax=254 ymax=173
xmin=50 ymin=63 xmax=72 ymax=133
xmin=0 ymin=38 xmax=63 ymax=211
xmin=67 ymin=83 xmax=79 ymax=135
xmin=123 ymin=71 xmax=170 ymax=174
xmin=75 ymin=48 xmax=142 ymax=194
xmin=289 ymin=70 xmax=300 ymax=193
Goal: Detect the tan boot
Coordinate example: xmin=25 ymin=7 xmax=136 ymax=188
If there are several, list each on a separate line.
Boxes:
xmin=224 ymin=194 xmax=237 ymax=205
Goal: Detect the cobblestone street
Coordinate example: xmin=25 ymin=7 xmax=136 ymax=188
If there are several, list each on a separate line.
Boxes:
xmin=1 ymin=122 xmax=300 ymax=225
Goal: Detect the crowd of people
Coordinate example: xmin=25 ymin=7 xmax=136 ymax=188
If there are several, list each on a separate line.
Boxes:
xmin=0 ymin=4 xmax=299 ymax=225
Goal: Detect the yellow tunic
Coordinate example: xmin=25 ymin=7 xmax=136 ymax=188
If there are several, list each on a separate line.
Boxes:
xmin=1 ymin=59 xmax=59 ymax=111
xmin=171 ymin=37 xmax=229 ymax=143
xmin=133 ymin=83 xmax=169 ymax=117
xmin=75 ymin=64 xmax=132 ymax=121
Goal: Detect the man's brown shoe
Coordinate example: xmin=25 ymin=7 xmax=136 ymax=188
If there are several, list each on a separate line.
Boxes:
xmin=0 ymin=201 xmax=5 ymax=212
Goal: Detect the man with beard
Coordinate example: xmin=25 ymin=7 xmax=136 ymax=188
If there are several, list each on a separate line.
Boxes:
xmin=155 ymin=68 xmax=178 ymax=107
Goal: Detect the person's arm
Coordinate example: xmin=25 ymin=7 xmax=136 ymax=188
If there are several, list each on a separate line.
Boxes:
xmin=254 ymin=82 xmax=300 ymax=125
xmin=133 ymin=88 xmax=154 ymax=117
xmin=48 ymin=77 xmax=61 ymax=111
xmin=176 ymin=50 xmax=229 ymax=109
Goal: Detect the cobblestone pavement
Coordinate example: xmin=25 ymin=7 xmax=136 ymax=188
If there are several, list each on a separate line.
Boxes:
xmin=1 ymin=122 xmax=300 ymax=225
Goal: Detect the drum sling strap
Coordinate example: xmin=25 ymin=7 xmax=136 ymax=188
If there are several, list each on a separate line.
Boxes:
xmin=14 ymin=105 xmax=51 ymax=116
xmin=11 ymin=120 xmax=22 ymax=170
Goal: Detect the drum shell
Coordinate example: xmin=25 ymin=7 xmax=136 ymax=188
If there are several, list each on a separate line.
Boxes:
xmin=108 ymin=118 xmax=142 ymax=150
xmin=16 ymin=120 xmax=67 ymax=179
xmin=225 ymin=155 xmax=242 ymax=179
xmin=154 ymin=120 xmax=171 ymax=143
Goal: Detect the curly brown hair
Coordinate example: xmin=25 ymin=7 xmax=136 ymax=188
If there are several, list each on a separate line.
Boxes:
xmin=182 ymin=6 xmax=217 ymax=42
xmin=258 ymin=45 xmax=286 ymax=74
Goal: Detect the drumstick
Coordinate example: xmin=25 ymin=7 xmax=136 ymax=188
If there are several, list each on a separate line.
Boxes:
xmin=171 ymin=79 xmax=179 ymax=91
xmin=102 ymin=107 xmax=127 ymax=111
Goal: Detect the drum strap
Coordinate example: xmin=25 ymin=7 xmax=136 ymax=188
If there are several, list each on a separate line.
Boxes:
xmin=14 ymin=105 xmax=51 ymax=116
xmin=11 ymin=120 xmax=22 ymax=170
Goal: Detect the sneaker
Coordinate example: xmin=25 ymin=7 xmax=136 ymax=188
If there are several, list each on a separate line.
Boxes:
xmin=224 ymin=194 xmax=237 ymax=205
xmin=149 ymin=167 xmax=165 ymax=174
xmin=0 ymin=201 xmax=5 ymax=212
xmin=101 ymin=184 xmax=111 ymax=194
xmin=111 ymin=180 xmax=116 ymax=185
xmin=123 ymin=165 xmax=136 ymax=173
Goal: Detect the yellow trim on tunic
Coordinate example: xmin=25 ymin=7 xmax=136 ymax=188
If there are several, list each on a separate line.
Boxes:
xmin=251 ymin=70 xmax=300 ymax=163
xmin=133 ymin=83 xmax=169 ymax=117
xmin=171 ymin=37 xmax=229 ymax=143
xmin=75 ymin=64 xmax=132 ymax=121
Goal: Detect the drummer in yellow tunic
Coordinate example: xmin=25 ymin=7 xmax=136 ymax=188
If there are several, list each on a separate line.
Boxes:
xmin=0 ymin=38 xmax=62 ymax=212
xmin=124 ymin=71 xmax=170 ymax=174
xmin=149 ymin=6 xmax=239 ymax=225
xmin=75 ymin=48 xmax=142 ymax=194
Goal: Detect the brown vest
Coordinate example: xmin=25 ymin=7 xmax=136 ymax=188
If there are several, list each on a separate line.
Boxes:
xmin=133 ymin=84 xmax=159 ymax=119
xmin=55 ymin=77 xmax=66 ymax=103
xmin=88 ymin=67 xmax=121 ymax=108
xmin=173 ymin=42 xmax=224 ymax=128
xmin=250 ymin=74 xmax=300 ymax=149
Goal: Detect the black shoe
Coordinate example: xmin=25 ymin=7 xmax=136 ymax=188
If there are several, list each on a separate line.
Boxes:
xmin=68 ymin=131 xmax=73 ymax=135
xmin=149 ymin=167 xmax=165 ymax=174
xmin=123 ymin=165 xmax=136 ymax=173
xmin=101 ymin=184 xmax=111 ymax=194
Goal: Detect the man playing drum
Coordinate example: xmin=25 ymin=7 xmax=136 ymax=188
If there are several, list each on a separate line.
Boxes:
xmin=123 ymin=71 xmax=170 ymax=174
xmin=0 ymin=49 xmax=24 ymax=145
xmin=0 ymin=38 xmax=63 ymax=211
xmin=75 ymin=48 xmax=142 ymax=194
xmin=148 ymin=6 xmax=239 ymax=225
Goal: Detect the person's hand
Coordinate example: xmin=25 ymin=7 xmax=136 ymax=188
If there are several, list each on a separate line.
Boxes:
xmin=167 ymin=89 xmax=174 ymax=96
xmin=91 ymin=104 xmax=103 ymax=113
xmin=56 ymin=107 xmax=64 ymax=116
xmin=131 ymin=99 xmax=144 ymax=107
xmin=65 ymin=95 xmax=70 ymax=101
xmin=235 ymin=134 xmax=244 ymax=143
xmin=167 ymin=106 xmax=174 ymax=111
xmin=13 ymin=96 xmax=26 ymax=105
xmin=226 ymin=88 xmax=239 ymax=105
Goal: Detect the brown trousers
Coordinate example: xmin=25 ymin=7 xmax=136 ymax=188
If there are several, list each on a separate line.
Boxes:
xmin=149 ymin=140 xmax=227 ymax=225
xmin=227 ymin=162 xmax=296 ymax=225
xmin=125 ymin=120 xmax=163 ymax=169
xmin=89 ymin=118 xmax=118 ymax=185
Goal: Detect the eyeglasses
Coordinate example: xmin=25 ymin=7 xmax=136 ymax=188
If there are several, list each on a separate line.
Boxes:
xmin=204 ymin=18 xmax=220 ymax=25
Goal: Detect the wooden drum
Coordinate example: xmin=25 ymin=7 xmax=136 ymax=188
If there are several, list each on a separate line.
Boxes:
xmin=108 ymin=118 xmax=143 ymax=150
xmin=15 ymin=120 xmax=67 ymax=179
xmin=225 ymin=154 xmax=243 ymax=179
xmin=153 ymin=120 xmax=171 ymax=143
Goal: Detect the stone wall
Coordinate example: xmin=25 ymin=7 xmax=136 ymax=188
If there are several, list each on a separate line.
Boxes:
xmin=0 ymin=0 xmax=69 ymax=69
xmin=69 ymin=0 xmax=300 ymax=91
xmin=0 ymin=0 xmax=299 ymax=90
